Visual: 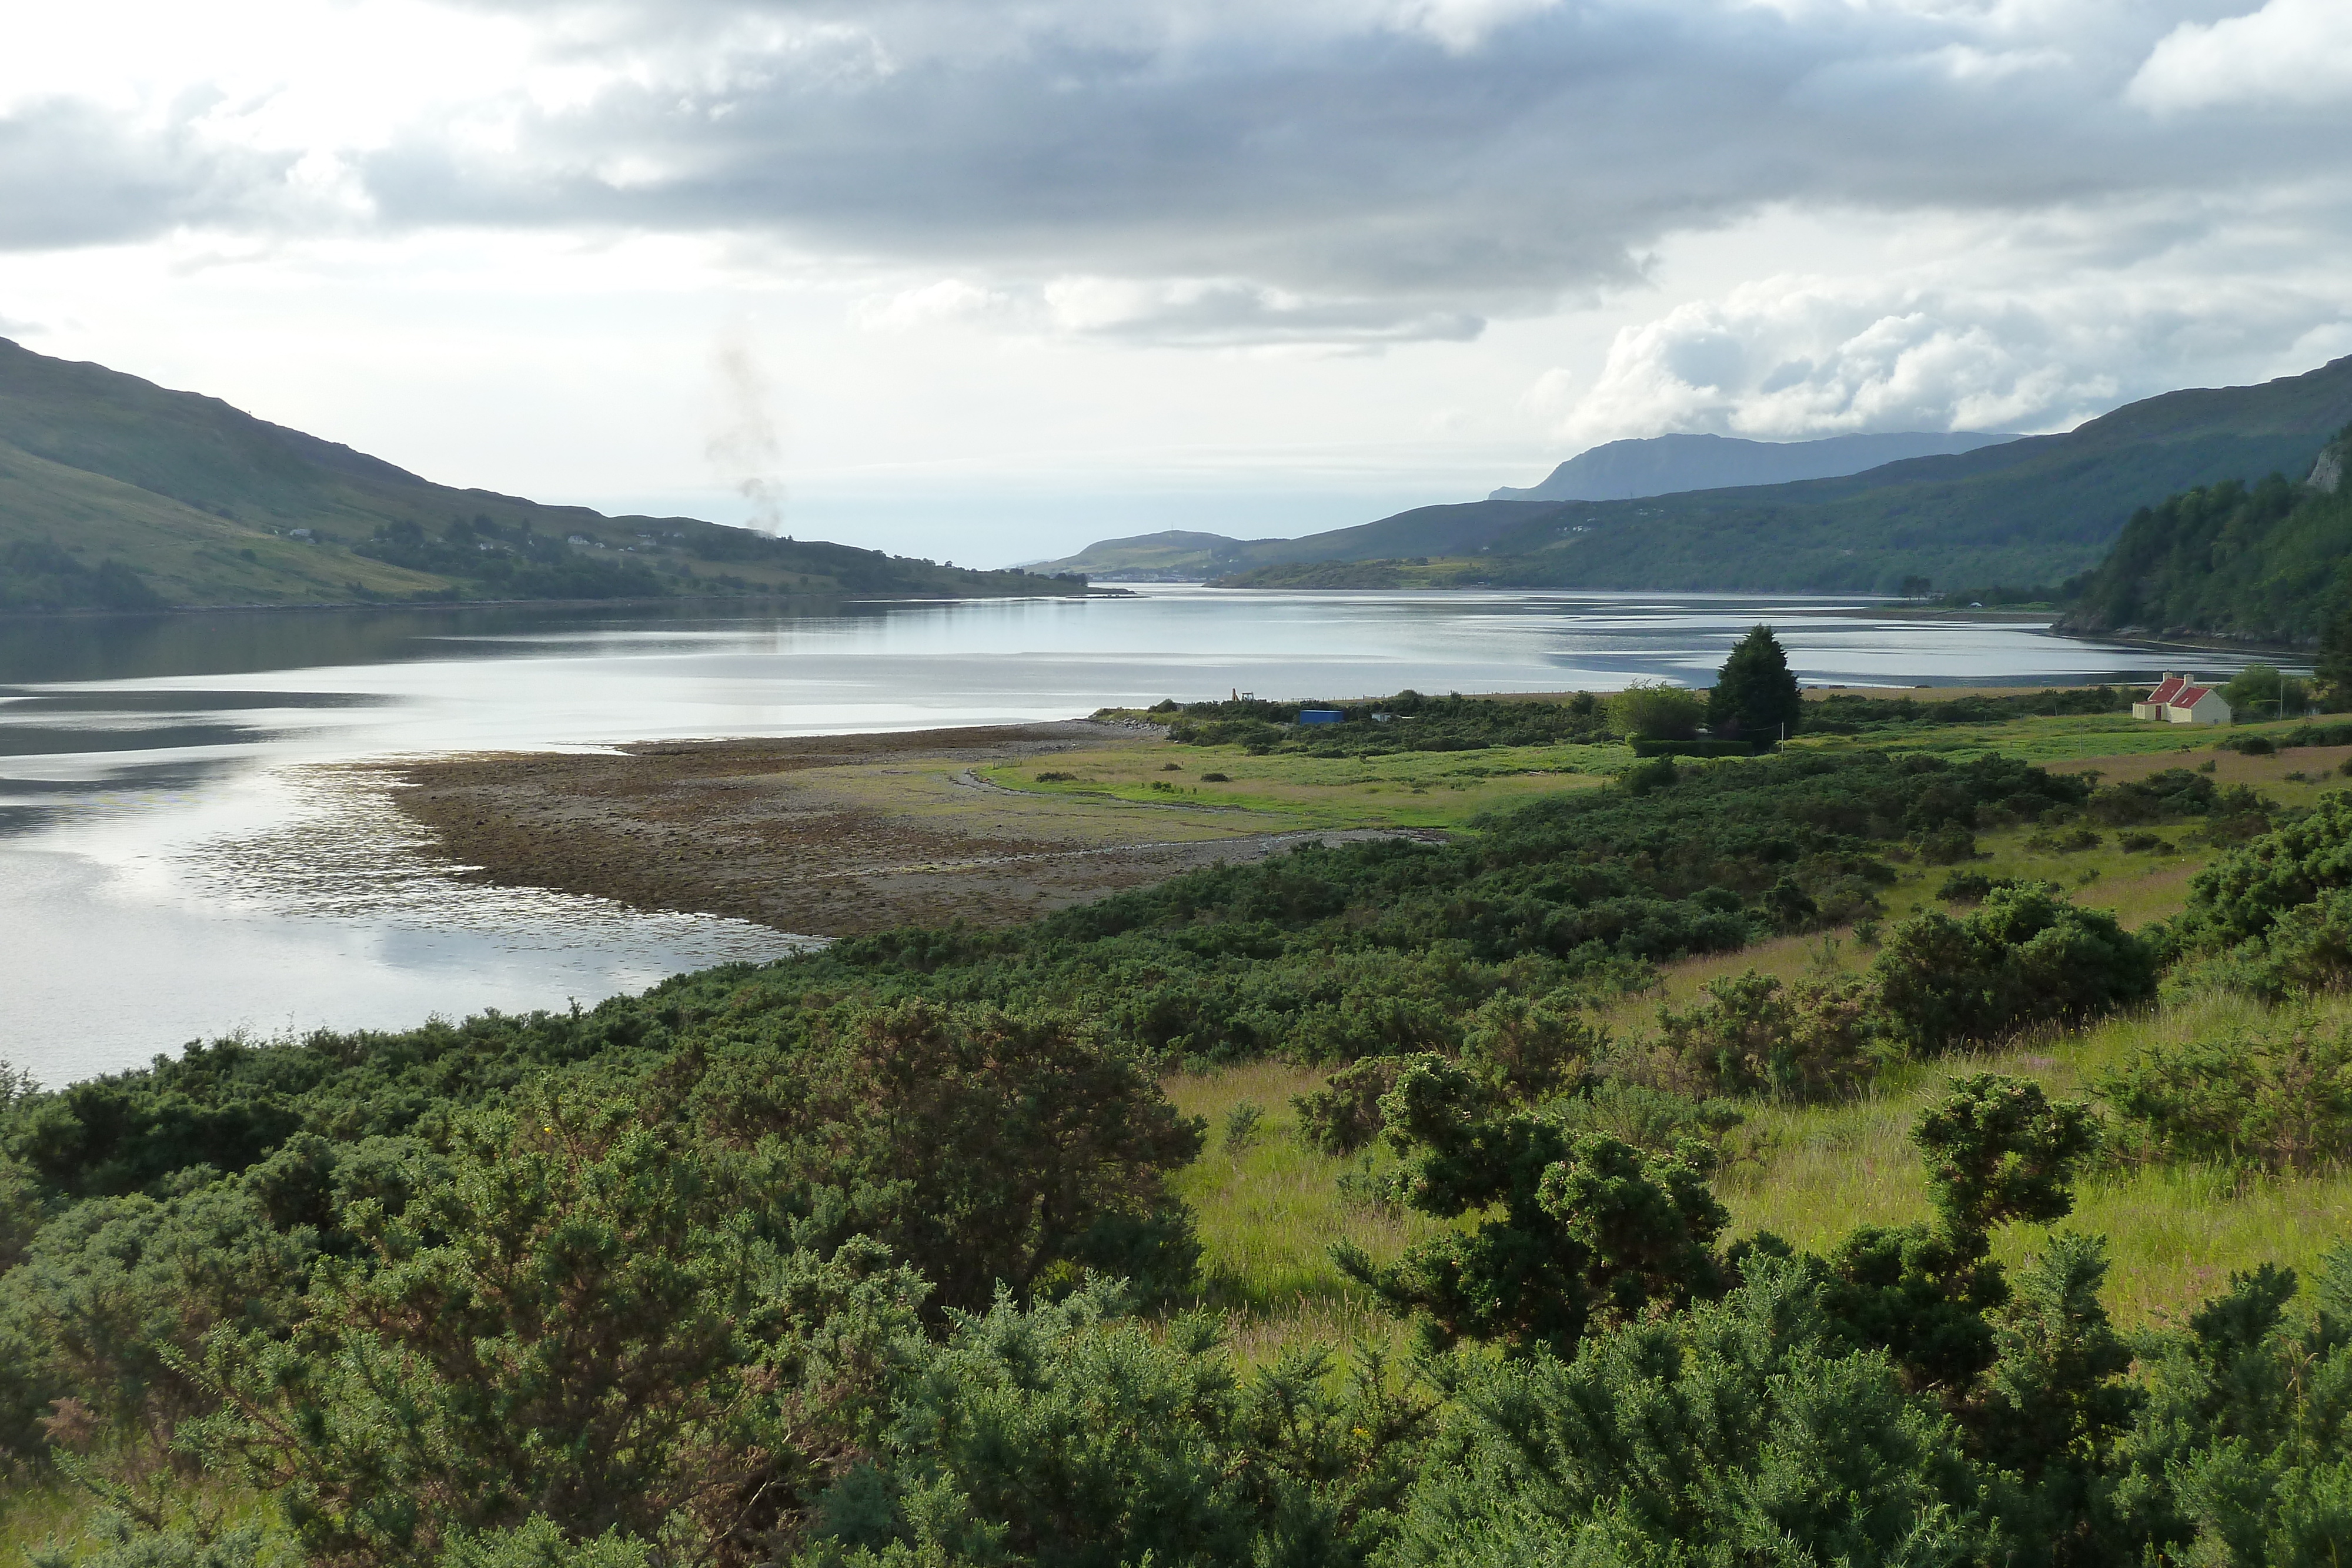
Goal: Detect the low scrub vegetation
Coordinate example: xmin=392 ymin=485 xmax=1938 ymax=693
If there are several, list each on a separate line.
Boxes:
xmin=5 ymin=741 xmax=2352 ymax=1564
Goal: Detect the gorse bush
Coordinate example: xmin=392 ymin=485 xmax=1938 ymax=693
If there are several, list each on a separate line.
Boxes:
xmin=668 ymin=1000 xmax=1205 ymax=1312
xmin=805 ymin=1282 xmax=1435 ymax=1568
xmin=1362 ymin=1071 xmax=2352 ymax=1566
xmin=1334 ymin=1053 xmax=1732 ymax=1356
xmin=1388 ymin=1253 xmax=1984 ymax=1568
xmin=1869 ymin=884 xmax=2159 ymax=1053
xmin=1639 ymin=969 xmax=1880 ymax=1102
xmin=1606 ymin=681 xmax=1703 ymax=743
xmin=191 ymin=1089 xmax=924 ymax=1567
xmin=4 ymin=748 xmax=2344 ymax=1564
xmin=2097 ymin=1011 xmax=2352 ymax=1172
xmin=2165 ymin=792 xmax=2352 ymax=999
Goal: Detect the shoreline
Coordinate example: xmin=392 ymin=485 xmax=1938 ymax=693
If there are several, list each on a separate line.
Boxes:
xmin=389 ymin=720 xmax=1431 ymax=937
xmin=0 ymin=584 xmax=1124 ymax=624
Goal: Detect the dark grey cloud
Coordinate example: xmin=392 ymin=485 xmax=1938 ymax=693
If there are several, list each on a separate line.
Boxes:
xmin=11 ymin=1 xmax=2352 ymax=352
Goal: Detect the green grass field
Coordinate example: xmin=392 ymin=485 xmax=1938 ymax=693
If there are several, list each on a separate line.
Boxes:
xmin=1150 ymin=701 xmax=2352 ymax=1363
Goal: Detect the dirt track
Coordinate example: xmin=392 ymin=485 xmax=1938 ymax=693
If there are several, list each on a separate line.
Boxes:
xmin=390 ymin=721 xmax=1426 ymax=936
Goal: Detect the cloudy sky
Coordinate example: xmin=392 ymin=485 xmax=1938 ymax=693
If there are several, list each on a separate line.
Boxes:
xmin=5 ymin=0 xmax=2350 ymax=564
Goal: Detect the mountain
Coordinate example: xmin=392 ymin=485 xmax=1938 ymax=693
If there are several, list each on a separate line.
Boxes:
xmin=1204 ymin=355 xmax=2352 ymax=593
xmin=2050 ymin=430 xmax=2351 ymax=645
xmin=0 ymin=338 xmax=1078 ymax=611
xmin=1488 ymin=430 xmax=2019 ymax=502
xmin=1019 ymin=529 xmax=1273 ymax=583
xmin=1024 ymin=504 xmax=1562 ymax=581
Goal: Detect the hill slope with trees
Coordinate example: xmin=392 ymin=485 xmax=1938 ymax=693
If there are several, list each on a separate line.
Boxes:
xmin=2052 ymin=428 xmax=2351 ymax=646
xmin=1192 ymin=355 xmax=2352 ymax=593
xmin=0 ymin=339 xmax=1080 ymax=611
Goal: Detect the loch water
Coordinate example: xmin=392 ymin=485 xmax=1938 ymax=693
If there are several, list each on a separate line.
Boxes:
xmin=0 ymin=587 xmax=2250 ymax=1082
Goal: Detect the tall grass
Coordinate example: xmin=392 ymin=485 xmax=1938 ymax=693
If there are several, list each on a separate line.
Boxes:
xmin=1167 ymin=989 xmax=2352 ymax=1350
xmin=1164 ymin=1062 xmax=1442 ymax=1363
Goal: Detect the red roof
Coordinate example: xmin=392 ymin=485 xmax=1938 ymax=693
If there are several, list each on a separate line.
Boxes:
xmin=2173 ymin=684 xmax=2216 ymax=707
xmin=2144 ymin=675 xmax=2185 ymax=706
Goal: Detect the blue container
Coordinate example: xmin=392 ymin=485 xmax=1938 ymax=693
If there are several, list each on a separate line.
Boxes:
xmin=1297 ymin=709 xmax=1344 ymax=725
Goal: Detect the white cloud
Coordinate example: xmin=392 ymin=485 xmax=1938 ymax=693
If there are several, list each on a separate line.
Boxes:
xmin=2130 ymin=0 xmax=2352 ymax=112
xmin=9 ymin=0 xmax=2352 ymax=560
xmin=1560 ymin=264 xmax=2352 ymax=445
xmin=1040 ymin=277 xmax=1482 ymax=347
xmin=11 ymin=0 xmax=2347 ymax=343
xmin=852 ymin=278 xmax=1023 ymax=332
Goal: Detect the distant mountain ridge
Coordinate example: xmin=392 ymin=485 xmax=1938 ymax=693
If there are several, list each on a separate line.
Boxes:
xmin=1488 ymin=430 xmax=2019 ymax=502
xmin=1039 ymin=356 xmax=2352 ymax=593
xmin=0 ymin=338 xmax=1073 ymax=611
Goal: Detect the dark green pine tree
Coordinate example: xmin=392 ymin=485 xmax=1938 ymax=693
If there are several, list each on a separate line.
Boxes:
xmin=1709 ymin=623 xmax=1804 ymax=742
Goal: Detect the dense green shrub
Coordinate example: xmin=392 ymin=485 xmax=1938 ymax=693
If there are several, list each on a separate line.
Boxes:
xmin=1375 ymin=1074 xmax=2347 ymax=1568
xmin=1548 ymin=1078 xmax=1748 ymax=1163
xmin=1918 ymin=821 xmax=1982 ymax=862
xmin=1455 ymin=992 xmax=1601 ymax=1106
xmin=1939 ymin=871 xmax=2016 ymax=904
xmin=1870 ymin=885 xmax=2158 ymax=1052
xmin=193 ymin=1089 xmax=924 ymax=1567
xmin=2097 ymin=1011 xmax=2352 ymax=1172
xmin=1638 ymin=970 xmax=1882 ymax=1101
xmin=0 ymin=1171 xmax=319 ymax=1459
xmin=2086 ymin=767 xmax=2218 ymax=824
xmin=2167 ymin=793 xmax=2352 ymax=962
xmin=2223 ymin=664 xmax=2310 ymax=723
xmin=1294 ymin=1058 xmax=1408 ymax=1158
xmin=1334 ymin=1055 xmax=1729 ymax=1355
xmin=1801 ymin=686 xmax=2131 ymax=736
xmin=673 ymin=1000 xmax=1205 ymax=1312
xmin=1625 ymin=736 xmax=1755 ymax=758
xmin=1606 ymin=681 xmax=1703 ymax=743
xmin=806 ymin=1283 xmax=1434 ymax=1568
xmin=1385 ymin=1255 xmax=1983 ymax=1568
xmin=1822 ymin=1075 xmax=2102 ymax=1401
xmin=1292 ymin=995 xmax=1600 ymax=1156
xmin=1160 ymin=688 xmax=1611 ymax=758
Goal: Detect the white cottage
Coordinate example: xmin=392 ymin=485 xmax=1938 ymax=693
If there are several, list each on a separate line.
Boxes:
xmin=2132 ymin=673 xmax=2231 ymax=726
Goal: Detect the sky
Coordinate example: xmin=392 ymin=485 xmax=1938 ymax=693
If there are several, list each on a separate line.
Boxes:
xmin=4 ymin=1 xmax=2350 ymax=567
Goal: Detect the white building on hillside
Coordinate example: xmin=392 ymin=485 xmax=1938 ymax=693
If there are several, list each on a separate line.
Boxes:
xmin=2132 ymin=673 xmax=2231 ymax=726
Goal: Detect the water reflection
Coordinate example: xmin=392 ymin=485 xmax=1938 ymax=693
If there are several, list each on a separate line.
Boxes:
xmin=0 ymin=589 xmax=2255 ymax=1082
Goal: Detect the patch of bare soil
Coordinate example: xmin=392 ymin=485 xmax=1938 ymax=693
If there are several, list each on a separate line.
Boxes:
xmin=389 ymin=720 xmax=1428 ymax=937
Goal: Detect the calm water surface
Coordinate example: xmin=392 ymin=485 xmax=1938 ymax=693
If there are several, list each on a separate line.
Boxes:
xmin=0 ymin=587 xmax=2245 ymax=1081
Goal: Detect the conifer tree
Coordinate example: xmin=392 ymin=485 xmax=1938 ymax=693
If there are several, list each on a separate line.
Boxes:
xmin=1708 ymin=623 xmax=1804 ymax=742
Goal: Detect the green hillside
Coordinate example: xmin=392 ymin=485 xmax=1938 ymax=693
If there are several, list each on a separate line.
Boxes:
xmin=0 ymin=338 xmax=1082 ymax=611
xmin=1203 ymin=355 xmax=2352 ymax=593
xmin=1024 ymin=529 xmax=1272 ymax=581
xmin=2053 ymin=429 xmax=2351 ymax=644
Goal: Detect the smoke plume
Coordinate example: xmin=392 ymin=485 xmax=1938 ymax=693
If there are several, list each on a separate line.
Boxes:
xmin=707 ymin=331 xmax=786 ymax=534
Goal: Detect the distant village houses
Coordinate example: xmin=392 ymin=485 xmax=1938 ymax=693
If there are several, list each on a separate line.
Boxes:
xmin=2132 ymin=673 xmax=2231 ymax=726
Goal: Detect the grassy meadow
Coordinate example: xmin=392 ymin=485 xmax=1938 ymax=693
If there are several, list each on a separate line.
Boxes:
xmin=1150 ymin=700 xmax=2352 ymax=1362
